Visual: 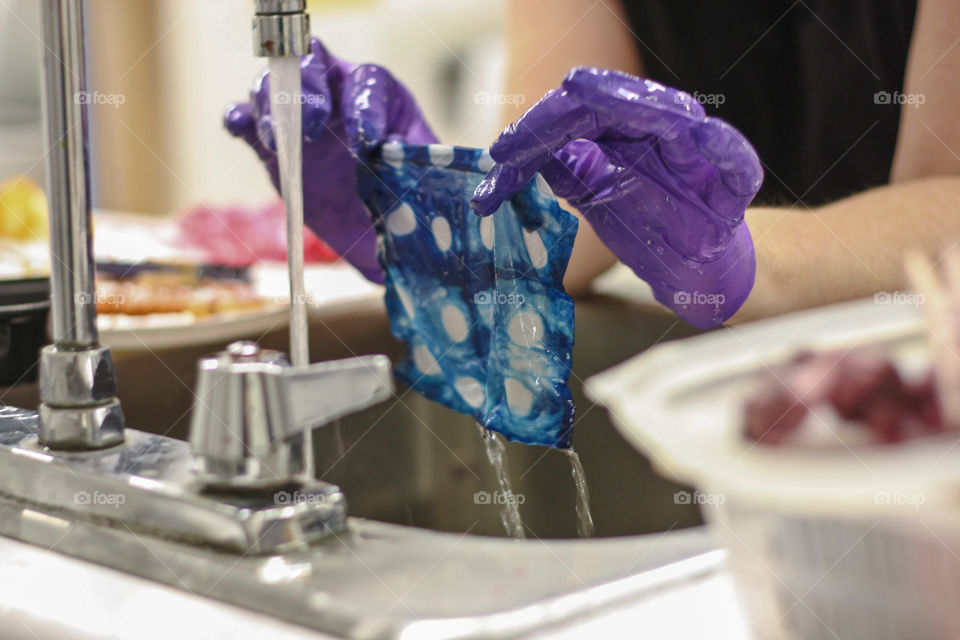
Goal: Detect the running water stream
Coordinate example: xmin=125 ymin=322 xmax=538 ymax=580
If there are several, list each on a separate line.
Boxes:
xmin=268 ymin=57 xmax=309 ymax=368
xmin=564 ymin=448 xmax=595 ymax=537
xmin=477 ymin=425 xmax=525 ymax=539
xmin=477 ymin=425 xmax=595 ymax=538
xmin=269 ymin=57 xmax=325 ymax=468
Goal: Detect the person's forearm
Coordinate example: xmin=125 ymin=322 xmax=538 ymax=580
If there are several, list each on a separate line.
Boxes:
xmin=503 ymin=0 xmax=641 ymax=122
xmin=891 ymin=0 xmax=960 ymax=182
xmin=731 ymin=176 xmax=960 ymax=322
xmin=728 ymin=0 xmax=960 ymax=323
xmin=503 ymin=0 xmax=637 ymax=294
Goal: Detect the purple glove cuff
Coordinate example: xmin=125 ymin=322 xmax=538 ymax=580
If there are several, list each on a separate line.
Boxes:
xmin=645 ymin=223 xmax=755 ymax=328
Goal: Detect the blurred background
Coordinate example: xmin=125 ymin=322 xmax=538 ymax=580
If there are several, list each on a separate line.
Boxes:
xmin=0 ymin=0 xmax=506 ymax=215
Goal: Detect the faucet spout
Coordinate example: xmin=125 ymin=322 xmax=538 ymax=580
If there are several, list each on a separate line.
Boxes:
xmin=252 ymin=0 xmax=311 ymax=58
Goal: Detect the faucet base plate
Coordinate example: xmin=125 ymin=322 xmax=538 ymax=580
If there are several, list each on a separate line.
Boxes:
xmin=0 ymin=405 xmax=346 ymax=554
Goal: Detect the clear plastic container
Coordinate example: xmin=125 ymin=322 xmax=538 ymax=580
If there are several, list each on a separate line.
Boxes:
xmin=587 ymin=299 xmax=960 ymax=640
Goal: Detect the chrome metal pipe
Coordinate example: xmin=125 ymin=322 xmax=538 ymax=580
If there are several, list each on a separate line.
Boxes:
xmin=37 ymin=0 xmax=124 ymax=449
xmin=39 ymin=0 xmax=96 ymax=347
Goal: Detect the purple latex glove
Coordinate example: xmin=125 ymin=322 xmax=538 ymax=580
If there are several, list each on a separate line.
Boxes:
xmin=225 ymin=38 xmax=438 ymax=283
xmin=471 ymin=67 xmax=763 ymax=328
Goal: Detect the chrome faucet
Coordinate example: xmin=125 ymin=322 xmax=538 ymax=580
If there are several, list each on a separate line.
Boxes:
xmin=0 ymin=0 xmax=394 ymax=553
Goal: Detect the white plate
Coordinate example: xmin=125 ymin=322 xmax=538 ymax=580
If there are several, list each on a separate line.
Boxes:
xmin=0 ymin=211 xmax=387 ymax=351
xmin=97 ymin=305 xmax=290 ymax=351
xmin=98 ymin=262 xmax=384 ymax=352
xmin=84 ymin=210 xmax=385 ymax=352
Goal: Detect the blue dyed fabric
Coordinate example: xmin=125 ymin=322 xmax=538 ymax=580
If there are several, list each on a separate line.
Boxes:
xmin=357 ymin=143 xmax=578 ymax=448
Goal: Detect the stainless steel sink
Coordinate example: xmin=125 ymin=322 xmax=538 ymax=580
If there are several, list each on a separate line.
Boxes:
xmin=3 ymin=297 xmax=705 ymax=540
xmin=0 ymin=292 xmax=722 ymax=640
xmin=1 ymin=288 xmax=717 ymax=639
xmin=2 ymin=291 xmax=718 ymax=639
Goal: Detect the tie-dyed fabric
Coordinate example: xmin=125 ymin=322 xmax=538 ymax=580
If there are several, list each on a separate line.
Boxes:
xmin=357 ymin=143 xmax=578 ymax=448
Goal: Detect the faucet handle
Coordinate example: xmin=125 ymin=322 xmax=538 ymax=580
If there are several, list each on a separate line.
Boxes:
xmin=280 ymin=355 xmax=394 ymax=436
xmin=189 ymin=341 xmax=393 ymax=488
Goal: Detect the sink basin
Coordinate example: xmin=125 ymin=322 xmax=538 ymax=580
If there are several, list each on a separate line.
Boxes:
xmin=0 ymin=297 xmax=715 ymax=638
xmin=294 ymin=299 xmax=705 ymax=538
xmin=1 ymin=297 xmax=704 ymax=539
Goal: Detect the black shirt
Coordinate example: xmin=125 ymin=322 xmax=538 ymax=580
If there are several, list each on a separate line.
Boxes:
xmin=620 ymin=1 xmax=917 ymax=206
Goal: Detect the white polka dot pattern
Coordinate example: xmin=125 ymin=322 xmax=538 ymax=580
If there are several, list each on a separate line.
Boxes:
xmin=358 ymin=144 xmax=578 ymax=448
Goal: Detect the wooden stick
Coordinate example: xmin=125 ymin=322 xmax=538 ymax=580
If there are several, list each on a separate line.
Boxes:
xmin=905 ymin=250 xmax=960 ymax=428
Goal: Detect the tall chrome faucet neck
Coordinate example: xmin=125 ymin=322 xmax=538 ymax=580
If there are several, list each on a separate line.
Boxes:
xmin=40 ymin=0 xmax=96 ymax=347
xmin=37 ymin=0 xmax=124 ymax=450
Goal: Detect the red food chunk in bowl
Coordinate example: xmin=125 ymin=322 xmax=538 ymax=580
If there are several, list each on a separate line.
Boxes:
xmin=744 ymin=349 xmax=945 ymax=445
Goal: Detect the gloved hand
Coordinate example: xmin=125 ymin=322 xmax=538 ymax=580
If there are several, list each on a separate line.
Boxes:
xmin=225 ymin=38 xmax=438 ymax=283
xmin=470 ymin=67 xmax=763 ymax=328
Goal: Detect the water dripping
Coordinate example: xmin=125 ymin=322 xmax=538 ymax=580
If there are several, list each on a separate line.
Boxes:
xmin=476 ymin=424 xmax=525 ymax=539
xmin=564 ymin=448 xmax=595 ymax=538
